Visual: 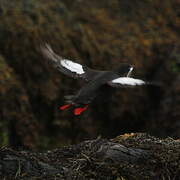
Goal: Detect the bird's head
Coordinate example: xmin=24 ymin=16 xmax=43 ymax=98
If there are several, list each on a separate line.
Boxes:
xmin=115 ymin=63 xmax=133 ymax=77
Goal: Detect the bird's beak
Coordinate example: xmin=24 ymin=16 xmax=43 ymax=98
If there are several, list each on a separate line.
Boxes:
xmin=127 ymin=67 xmax=133 ymax=77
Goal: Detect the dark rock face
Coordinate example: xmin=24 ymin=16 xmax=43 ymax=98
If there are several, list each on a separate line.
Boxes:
xmin=0 ymin=55 xmax=38 ymax=149
xmin=0 ymin=0 xmax=179 ymax=149
xmin=152 ymin=75 xmax=180 ymax=138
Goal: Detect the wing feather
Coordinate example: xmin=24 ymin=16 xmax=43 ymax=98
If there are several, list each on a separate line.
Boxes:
xmin=108 ymin=77 xmax=145 ymax=87
xmin=41 ymin=44 xmax=100 ymax=81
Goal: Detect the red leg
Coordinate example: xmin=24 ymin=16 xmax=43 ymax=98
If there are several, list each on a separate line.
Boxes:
xmin=59 ymin=104 xmax=71 ymax=110
xmin=74 ymin=105 xmax=88 ymax=115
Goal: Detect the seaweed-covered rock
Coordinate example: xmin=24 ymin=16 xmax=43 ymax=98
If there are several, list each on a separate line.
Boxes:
xmin=0 ymin=133 xmax=179 ymax=180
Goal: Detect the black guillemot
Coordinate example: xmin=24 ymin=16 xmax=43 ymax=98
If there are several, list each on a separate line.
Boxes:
xmin=41 ymin=44 xmax=148 ymax=115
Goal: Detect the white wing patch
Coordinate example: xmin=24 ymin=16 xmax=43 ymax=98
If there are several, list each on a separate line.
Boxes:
xmin=61 ymin=59 xmax=85 ymax=74
xmin=111 ymin=77 xmax=145 ymax=86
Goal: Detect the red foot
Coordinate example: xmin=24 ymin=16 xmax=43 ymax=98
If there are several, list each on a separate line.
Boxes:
xmin=59 ymin=104 xmax=71 ymax=110
xmin=74 ymin=105 xmax=88 ymax=115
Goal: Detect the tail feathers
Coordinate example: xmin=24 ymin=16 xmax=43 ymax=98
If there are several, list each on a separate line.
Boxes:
xmin=64 ymin=95 xmax=75 ymax=104
xmin=64 ymin=95 xmax=75 ymax=100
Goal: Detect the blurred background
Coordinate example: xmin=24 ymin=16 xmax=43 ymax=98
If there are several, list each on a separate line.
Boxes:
xmin=0 ymin=0 xmax=179 ymax=150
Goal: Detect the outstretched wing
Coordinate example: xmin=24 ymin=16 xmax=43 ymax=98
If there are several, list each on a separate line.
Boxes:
xmin=107 ymin=77 xmax=146 ymax=87
xmin=41 ymin=44 xmax=100 ymax=81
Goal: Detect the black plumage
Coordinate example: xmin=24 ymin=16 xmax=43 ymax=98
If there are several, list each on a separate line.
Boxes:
xmin=41 ymin=44 xmax=146 ymax=115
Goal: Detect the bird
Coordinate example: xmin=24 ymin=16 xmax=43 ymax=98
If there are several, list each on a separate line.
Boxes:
xmin=41 ymin=44 xmax=148 ymax=115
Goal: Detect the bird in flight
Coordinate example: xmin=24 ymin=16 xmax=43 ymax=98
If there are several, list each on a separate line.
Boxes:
xmin=41 ymin=44 xmax=148 ymax=115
